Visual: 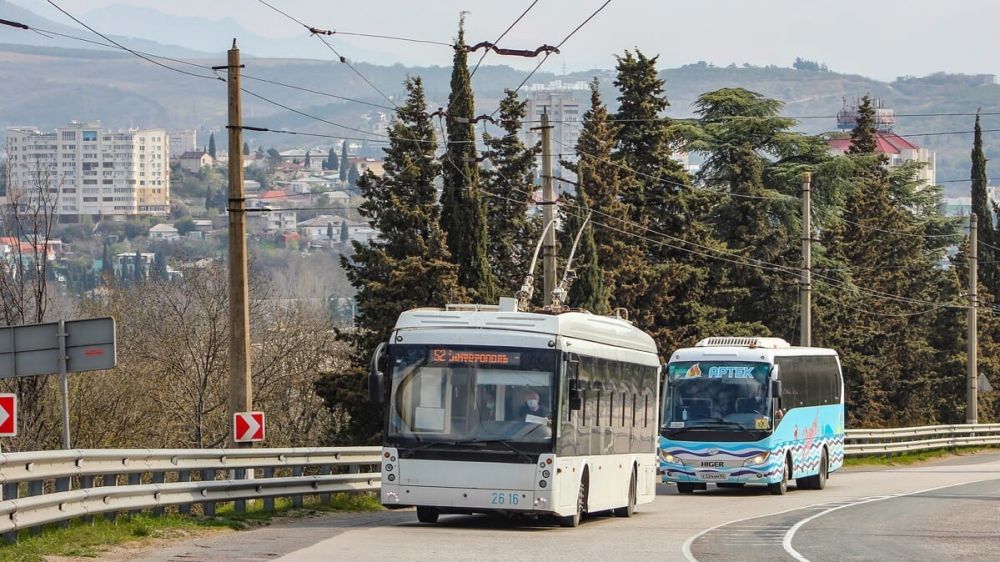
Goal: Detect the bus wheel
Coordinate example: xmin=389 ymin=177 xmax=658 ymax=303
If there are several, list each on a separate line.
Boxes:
xmin=768 ymin=457 xmax=789 ymax=495
xmin=799 ymin=449 xmax=828 ymax=490
xmin=560 ymin=477 xmax=587 ymax=527
xmin=676 ymin=483 xmax=697 ymax=494
xmin=416 ymin=507 xmax=439 ymax=524
xmin=614 ymin=470 xmax=637 ymax=517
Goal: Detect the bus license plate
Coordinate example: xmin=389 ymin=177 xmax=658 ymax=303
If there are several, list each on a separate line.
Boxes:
xmin=697 ymin=471 xmax=727 ymax=481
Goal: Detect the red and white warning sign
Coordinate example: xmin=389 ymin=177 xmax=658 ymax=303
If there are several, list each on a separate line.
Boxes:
xmin=0 ymin=394 xmax=17 ymax=437
xmin=233 ymin=411 xmax=265 ymax=443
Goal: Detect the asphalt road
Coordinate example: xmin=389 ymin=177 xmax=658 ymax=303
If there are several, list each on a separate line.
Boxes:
xmin=129 ymin=452 xmax=1000 ymax=562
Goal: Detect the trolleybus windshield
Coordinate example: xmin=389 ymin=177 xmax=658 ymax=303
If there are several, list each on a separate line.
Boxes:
xmin=387 ymin=345 xmax=558 ymax=445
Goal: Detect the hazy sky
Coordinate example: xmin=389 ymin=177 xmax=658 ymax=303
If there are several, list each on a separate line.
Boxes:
xmin=19 ymin=0 xmax=1000 ymax=80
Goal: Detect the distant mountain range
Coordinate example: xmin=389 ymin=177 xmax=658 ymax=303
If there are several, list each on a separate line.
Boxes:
xmin=1 ymin=1 xmax=998 ymax=195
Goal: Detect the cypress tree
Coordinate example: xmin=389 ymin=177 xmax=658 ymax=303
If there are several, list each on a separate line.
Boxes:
xmin=242 ymin=142 xmax=250 ymax=156
xmin=205 ymin=183 xmax=213 ymax=211
xmin=340 ymin=220 xmax=350 ymax=243
xmin=304 ymin=150 xmax=312 ymax=169
xmin=101 ymin=239 xmax=112 ymax=280
xmin=971 ymin=112 xmax=997 ymax=292
xmin=133 ymin=250 xmax=144 ymax=284
xmin=154 ymin=251 xmax=168 ymax=280
xmin=327 ymin=222 xmax=334 ymax=240
xmin=482 ymin=89 xmax=540 ymax=295
xmin=322 ymin=76 xmax=461 ymax=443
xmin=327 ymin=147 xmax=338 ymax=171
xmin=339 ymin=143 xmax=349 ymax=181
xmin=348 ymin=163 xmax=361 ymax=188
xmin=439 ymin=16 xmax=497 ymax=303
xmin=562 ymin=163 xmax=609 ymax=313
xmin=208 ymin=133 xmax=217 ymax=159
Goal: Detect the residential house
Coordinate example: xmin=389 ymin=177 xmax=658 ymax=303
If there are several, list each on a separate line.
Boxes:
xmin=149 ymin=223 xmax=180 ymax=240
xmin=179 ymin=150 xmax=214 ymax=174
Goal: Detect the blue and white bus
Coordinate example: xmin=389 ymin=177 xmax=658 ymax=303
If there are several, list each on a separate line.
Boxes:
xmin=658 ymin=337 xmax=845 ymax=494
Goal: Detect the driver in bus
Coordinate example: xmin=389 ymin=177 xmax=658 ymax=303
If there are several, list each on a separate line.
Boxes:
xmin=713 ymin=387 xmax=737 ymax=418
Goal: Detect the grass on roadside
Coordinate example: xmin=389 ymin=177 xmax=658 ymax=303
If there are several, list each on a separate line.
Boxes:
xmin=844 ymin=446 xmax=999 ymax=467
xmin=0 ymin=492 xmax=382 ymax=562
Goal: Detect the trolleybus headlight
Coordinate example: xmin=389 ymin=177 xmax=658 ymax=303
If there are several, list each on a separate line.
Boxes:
xmin=745 ymin=452 xmax=770 ymax=466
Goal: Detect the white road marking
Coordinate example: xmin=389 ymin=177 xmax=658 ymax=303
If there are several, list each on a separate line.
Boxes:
xmin=681 ymin=502 xmax=825 ymax=562
xmin=781 ymin=477 xmax=999 ymax=562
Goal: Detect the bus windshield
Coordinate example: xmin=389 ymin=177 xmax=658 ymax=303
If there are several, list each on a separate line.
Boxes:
xmin=387 ymin=345 xmax=558 ymax=445
xmin=662 ymin=361 xmax=772 ymax=431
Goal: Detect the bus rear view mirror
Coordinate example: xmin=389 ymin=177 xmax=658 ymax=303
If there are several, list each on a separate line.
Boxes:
xmin=770 ymin=379 xmax=782 ymax=398
xmin=368 ymin=342 xmax=387 ymax=404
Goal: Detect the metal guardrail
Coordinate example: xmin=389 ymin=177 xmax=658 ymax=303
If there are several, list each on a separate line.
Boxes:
xmin=844 ymin=423 xmax=1000 ymax=456
xmin=0 ymin=447 xmax=381 ymax=539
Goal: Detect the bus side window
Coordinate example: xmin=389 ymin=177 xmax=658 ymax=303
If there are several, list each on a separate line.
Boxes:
xmin=632 ymin=393 xmax=637 ymax=427
xmin=644 ymin=394 xmax=649 ymax=428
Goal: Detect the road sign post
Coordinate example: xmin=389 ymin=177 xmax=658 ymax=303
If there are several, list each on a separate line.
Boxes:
xmin=233 ymin=411 xmax=265 ymax=443
xmin=0 ymin=317 xmax=116 ymax=448
xmin=0 ymin=394 xmax=16 ymax=437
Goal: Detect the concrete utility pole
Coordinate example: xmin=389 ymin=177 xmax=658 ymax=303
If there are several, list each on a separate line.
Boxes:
xmin=540 ymin=111 xmax=556 ymax=306
xmin=800 ymin=172 xmax=812 ymax=347
xmin=968 ymin=212 xmax=978 ymax=424
xmin=223 ymin=40 xmax=252 ymax=445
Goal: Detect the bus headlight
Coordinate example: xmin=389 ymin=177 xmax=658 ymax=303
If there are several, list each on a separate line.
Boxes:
xmin=745 ymin=452 xmax=770 ymax=466
xmin=660 ymin=452 xmax=681 ymax=464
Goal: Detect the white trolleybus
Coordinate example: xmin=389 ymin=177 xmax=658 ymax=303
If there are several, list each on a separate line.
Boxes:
xmin=368 ymin=297 xmax=661 ymax=526
xmin=659 ymin=337 xmax=845 ymax=495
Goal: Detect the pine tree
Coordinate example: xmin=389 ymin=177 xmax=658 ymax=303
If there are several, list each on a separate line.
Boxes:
xmin=242 ymin=142 xmax=250 ymax=156
xmin=482 ymin=89 xmax=540 ymax=295
xmin=255 ymin=146 xmax=264 ymax=160
xmin=339 ymin=143 xmax=349 ymax=181
xmin=439 ymin=16 xmax=497 ymax=303
xmin=971 ymin=112 xmax=997 ymax=293
xmin=208 ymin=133 xmax=217 ymax=159
xmin=693 ymin=88 xmax=800 ymax=335
xmin=321 ymin=76 xmax=461 ymax=444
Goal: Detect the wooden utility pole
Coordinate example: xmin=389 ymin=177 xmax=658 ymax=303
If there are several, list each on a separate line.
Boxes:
xmin=223 ymin=40 xmax=252 ymax=445
xmin=800 ymin=172 xmax=812 ymax=347
xmin=968 ymin=212 xmax=978 ymax=424
xmin=540 ymin=111 xmax=556 ymax=306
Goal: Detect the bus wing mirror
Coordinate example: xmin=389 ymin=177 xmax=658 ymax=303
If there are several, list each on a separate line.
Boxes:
xmin=567 ymin=354 xmax=580 ymax=379
xmin=770 ymin=364 xmax=781 ymax=380
xmin=368 ymin=342 xmax=387 ymax=404
xmin=770 ymin=379 xmax=782 ymax=398
xmin=568 ymin=378 xmax=583 ymax=410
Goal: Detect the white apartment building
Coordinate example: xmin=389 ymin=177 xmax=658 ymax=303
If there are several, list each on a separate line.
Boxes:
xmin=521 ymin=83 xmax=587 ymax=183
xmin=168 ymin=129 xmax=197 ymax=161
xmin=6 ymin=121 xmax=170 ymax=219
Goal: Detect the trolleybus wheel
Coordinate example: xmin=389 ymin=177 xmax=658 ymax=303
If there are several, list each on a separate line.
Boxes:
xmin=559 ymin=477 xmax=587 ymax=527
xmin=613 ymin=470 xmax=637 ymax=517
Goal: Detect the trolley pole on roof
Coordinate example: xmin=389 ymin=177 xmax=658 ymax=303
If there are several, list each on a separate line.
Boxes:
xmin=539 ymin=110 xmax=556 ymax=306
xmin=968 ymin=212 xmax=978 ymax=424
xmin=800 ymin=172 xmax=812 ymax=347
xmin=220 ymin=39 xmax=253 ymax=445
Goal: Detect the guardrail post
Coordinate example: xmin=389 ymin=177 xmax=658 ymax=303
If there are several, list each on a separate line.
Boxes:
xmin=2 ymin=480 xmax=17 ymax=543
xmin=103 ymin=474 xmax=118 ymax=522
xmin=79 ymin=476 xmax=93 ymax=523
xmin=152 ymin=472 xmax=166 ymax=516
xmin=55 ymin=477 xmax=71 ymax=528
xmin=319 ymin=465 xmax=332 ymax=504
xmin=27 ymin=479 xmax=42 ymax=498
xmin=233 ymin=468 xmax=247 ymax=513
xmin=178 ymin=471 xmax=191 ymax=515
xmin=291 ymin=467 xmax=303 ymax=508
xmin=127 ymin=473 xmax=142 ymax=516
xmin=262 ymin=467 xmax=275 ymax=512
xmin=201 ymin=469 xmax=215 ymax=517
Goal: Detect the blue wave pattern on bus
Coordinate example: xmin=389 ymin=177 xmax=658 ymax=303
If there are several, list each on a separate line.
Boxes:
xmin=659 ymin=405 xmax=845 ymax=485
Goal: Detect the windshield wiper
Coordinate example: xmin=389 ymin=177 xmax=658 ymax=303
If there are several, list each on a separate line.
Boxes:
xmin=663 ymin=417 xmax=749 ymax=432
xmin=467 ymin=439 xmax=534 ymax=463
xmin=403 ymin=440 xmax=461 ymax=453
